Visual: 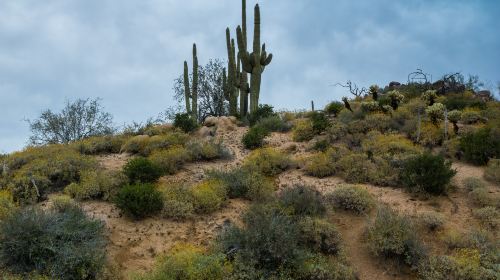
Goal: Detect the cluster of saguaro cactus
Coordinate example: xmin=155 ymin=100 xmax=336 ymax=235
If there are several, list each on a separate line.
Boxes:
xmin=183 ymin=44 xmax=198 ymax=121
xmin=236 ymin=3 xmax=273 ymax=113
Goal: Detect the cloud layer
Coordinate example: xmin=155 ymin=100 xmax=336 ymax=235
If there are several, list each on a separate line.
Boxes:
xmin=1 ymin=0 xmax=499 ymax=152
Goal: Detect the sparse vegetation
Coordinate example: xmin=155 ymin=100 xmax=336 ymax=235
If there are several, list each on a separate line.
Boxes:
xmin=484 ymin=158 xmax=500 ymax=184
xmin=278 ymin=185 xmax=326 ymax=216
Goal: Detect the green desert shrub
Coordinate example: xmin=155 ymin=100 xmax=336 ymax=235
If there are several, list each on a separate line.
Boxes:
xmin=0 ymin=207 xmax=106 ymax=279
xmin=114 ymin=183 xmax=163 ymax=219
xmin=159 ymin=184 xmax=195 ymax=220
xmin=137 ymin=243 xmax=227 ymax=280
xmin=0 ymin=190 xmax=16 ymax=220
xmin=461 ymin=108 xmax=483 ymax=124
xmin=292 ymin=119 xmax=315 ymax=142
xmin=248 ymin=104 xmax=276 ymax=126
xmin=400 ymin=153 xmax=456 ymax=195
xmin=336 ymin=153 xmax=379 ymax=184
xmin=186 ymin=139 xmax=231 ymax=160
xmin=242 ymin=125 xmax=269 ymax=149
xmin=327 ymin=185 xmax=375 ymax=215
xmin=278 ymin=185 xmax=326 ymax=217
xmin=255 ymin=115 xmax=291 ymax=132
xmin=295 ymin=254 xmax=356 ymax=280
xmin=51 ymin=194 xmax=77 ymax=213
xmin=73 ymin=135 xmax=127 ymax=155
xmin=303 ymin=152 xmax=336 ymax=178
xmin=298 ymin=217 xmax=342 ymax=255
xmin=243 ymin=148 xmax=292 ymax=176
xmin=4 ymin=145 xmax=95 ymax=204
xmin=123 ymin=157 xmax=162 ymax=183
xmin=120 ymin=132 xmax=188 ymax=156
xmin=173 ymin=113 xmax=198 ymax=133
xmin=190 ymin=180 xmax=227 ymax=214
xmin=310 ymin=111 xmax=331 ymax=134
xmin=419 ymin=212 xmax=445 ymax=231
xmin=470 ymin=188 xmax=497 ymax=208
xmin=473 ymin=207 xmax=498 ymax=229
xmin=324 ymin=101 xmax=344 ymax=117
xmin=460 ymin=127 xmax=500 ymax=165
xmin=64 ymin=169 xmax=127 ymax=201
xmin=484 ymin=158 xmax=500 ymax=184
xmin=148 ymin=146 xmax=189 ymax=175
xmin=208 ymin=168 xmax=274 ymax=201
xmin=217 ymin=204 xmax=302 ymax=273
xmin=462 ymin=177 xmax=486 ymax=192
xmin=366 ymin=207 xmax=426 ymax=268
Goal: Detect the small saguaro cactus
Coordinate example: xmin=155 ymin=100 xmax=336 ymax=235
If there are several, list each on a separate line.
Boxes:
xmin=236 ymin=4 xmax=273 ymax=113
xmin=183 ymin=43 xmax=199 ymax=121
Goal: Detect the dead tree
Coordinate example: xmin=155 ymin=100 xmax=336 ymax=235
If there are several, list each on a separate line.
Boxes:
xmin=333 ymin=81 xmax=368 ymax=98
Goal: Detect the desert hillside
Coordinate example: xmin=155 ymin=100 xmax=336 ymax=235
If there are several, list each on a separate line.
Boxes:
xmin=0 ymin=0 xmax=499 ymax=279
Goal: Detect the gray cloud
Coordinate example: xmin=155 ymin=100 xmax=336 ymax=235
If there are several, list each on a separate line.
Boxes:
xmin=1 ymin=0 xmax=499 ymax=152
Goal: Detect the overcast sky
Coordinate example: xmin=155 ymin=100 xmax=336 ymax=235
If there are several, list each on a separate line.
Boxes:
xmin=1 ymin=0 xmax=499 ymax=153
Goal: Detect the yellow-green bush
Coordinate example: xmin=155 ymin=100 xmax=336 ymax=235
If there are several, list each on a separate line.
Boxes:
xmin=208 ymin=168 xmax=274 ymax=201
xmin=470 ymin=188 xmax=498 ymax=208
xmin=51 ymin=194 xmax=77 ymax=212
xmin=335 ymin=153 xmax=378 ymax=184
xmin=160 ymin=184 xmax=195 ymax=220
xmin=73 ymin=135 xmax=128 ymax=155
xmin=484 ymin=158 xmax=500 ymax=184
xmin=362 ymin=131 xmax=422 ymax=161
xmin=0 ymin=190 xmax=16 ymax=220
xmin=303 ymin=152 xmax=336 ymax=178
xmin=148 ymin=146 xmax=190 ymax=175
xmin=65 ymin=169 xmax=127 ymax=201
xmin=186 ymin=139 xmax=231 ymax=161
xmin=120 ymin=132 xmax=188 ymax=156
xmin=298 ymin=217 xmax=342 ymax=255
xmin=190 ymin=180 xmax=227 ymax=214
xmin=136 ymin=243 xmax=227 ymax=280
xmin=292 ymin=119 xmax=315 ymax=142
xmin=3 ymin=145 xmax=95 ymax=204
xmin=243 ymin=148 xmax=292 ymax=176
xmin=473 ymin=206 xmax=498 ymax=229
xmin=327 ymin=185 xmax=375 ymax=214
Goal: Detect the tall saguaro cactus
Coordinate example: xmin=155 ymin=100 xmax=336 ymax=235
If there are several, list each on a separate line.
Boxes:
xmin=183 ymin=43 xmax=198 ymax=121
xmin=236 ymin=4 xmax=273 ymax=113
xmin=223 ymin=29 xmax=239 ymax=116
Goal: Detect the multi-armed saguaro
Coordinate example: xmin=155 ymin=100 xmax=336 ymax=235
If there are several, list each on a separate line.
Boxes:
xmin=236 ymin=3 xmax=273 ymax=113
xmin=183 ymin=43 xmax=198 ymax=121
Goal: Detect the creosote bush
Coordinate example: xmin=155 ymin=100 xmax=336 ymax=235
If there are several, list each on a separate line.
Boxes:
xmin=472 ymin=207 xmax=498 ymax=229
xmin=0 ymin=207 xmax=106 ymax=279
xmin=366 ymin=207 xmax=426 ymax=268
xmin=190 ymin=180 xmax=227 ymax=214
xmin=73 ymin=135 xmax=127 ymax=155
xmin=278 ymin=185 xmax=326 ymax=216
xmin=160 ymin=184 xmax=195 ymax=220
xmin=303 ymin=152 xmax=336 ymax=178
xmin=207 ymin=168 xmax=274 ymax=201
xmin=148 ymin=146 xmax=189 ymax=175
xmin=173 ymin=113 xmax=198 ymax=133
xmin=324 ymin=101 xmax=344 ymax=116
xmin=328 ymin=185 xmax=375 ymax=215
xmin=400 ymin=152 xmax=456 ymax=195
xmin=136 ymin=243 xmax=226 ymax=280
xmin=460 ymin=127 xmax=500 ymax=165
xmin=114 ymin=183 xmax=163 ymax=219
xmin=292 ymin=119 xmax=315 ymax=142
xmin=298 ymin=217 xmax=342 ymax=255
xmin=186 ymin=139 xmax=231 ymax=160
xmin=484 ymin=158 xmax=500 ymax=184
xmin=242 ymin=125 xmax=269 ymax=149
xmin=247 ymin=104 xmax=277 ymax=126
xmin=462 ymin=177 xmax=485 ymax=192
xmin=64 ymin=169 xmax=127 ymax=201
xmin=419 ymin=212 xmax=445 ymax=231
xmin=243 ymin=148 xmax=292 ymax=176
xmin=123 ymin=157 xmax=163 ymax=184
